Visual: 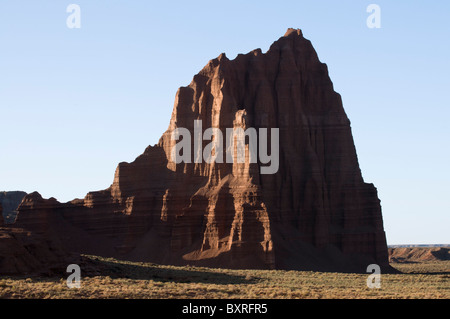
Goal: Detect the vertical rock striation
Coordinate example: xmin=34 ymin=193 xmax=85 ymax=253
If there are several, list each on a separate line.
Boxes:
xmin=14 ymin=29 xmax=390 ymax=272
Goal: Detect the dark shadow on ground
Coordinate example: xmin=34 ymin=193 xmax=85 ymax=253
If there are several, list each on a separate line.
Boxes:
xmin=77 ymin=255 xmax=256 ymax=285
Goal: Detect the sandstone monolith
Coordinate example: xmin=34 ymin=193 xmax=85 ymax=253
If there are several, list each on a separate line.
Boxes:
xmin=15 ymin=29 xmax=390 ymax=272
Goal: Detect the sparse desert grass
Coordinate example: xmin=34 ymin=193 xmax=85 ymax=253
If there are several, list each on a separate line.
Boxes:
xmin=0 ymin=255 xmax=448 ymax=299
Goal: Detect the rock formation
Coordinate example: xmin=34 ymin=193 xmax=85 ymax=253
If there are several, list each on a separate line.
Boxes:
xmin=0 ymin=191 xmax=27 ymax=223
xmin=0 ymin=226 xmax=75 ymax=275
xmin=0 ymin=200 xmax=75 ymax=275
xmin=14 ymin=28 xmax=390 ymax=272
xmin=389 ymin=247 xmax=450 ymax=263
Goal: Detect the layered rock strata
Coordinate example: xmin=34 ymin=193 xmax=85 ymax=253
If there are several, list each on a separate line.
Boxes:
xmin=14 ymin=29 xmax=390 ymax=272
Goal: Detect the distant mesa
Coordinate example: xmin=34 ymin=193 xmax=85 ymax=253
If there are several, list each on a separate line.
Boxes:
xmin=0 ymin=191 xmax=27 ymax=223
xmin=5 ymin=28 xmax=391 ymax=273
xmin=389 ymin=247 xmax=450 ymax=263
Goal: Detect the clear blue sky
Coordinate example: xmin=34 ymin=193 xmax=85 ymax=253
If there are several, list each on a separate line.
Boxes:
xmin=0 ymin=1 xmax=449 ymax=245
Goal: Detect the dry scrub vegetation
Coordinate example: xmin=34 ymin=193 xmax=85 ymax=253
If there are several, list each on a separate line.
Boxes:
xmin=0 ymin=255 xmax=448 ymax=299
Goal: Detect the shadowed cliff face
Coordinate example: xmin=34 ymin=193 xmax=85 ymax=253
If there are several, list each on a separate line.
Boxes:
xmin=0 ymin=198 xmax=77 ymax=275
xmin=14 ymin=29 xmax=390 ymax=272
xmin=0 ymin=191 xmax=27 ymax=223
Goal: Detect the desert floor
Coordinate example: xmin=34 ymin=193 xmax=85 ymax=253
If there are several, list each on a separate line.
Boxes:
xmin=0 ymin=249 xmax=448 ymax=299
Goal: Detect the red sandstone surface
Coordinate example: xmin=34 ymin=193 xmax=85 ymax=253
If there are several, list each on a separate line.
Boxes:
xmin=5 ymin=29 xmax=390 ymax=273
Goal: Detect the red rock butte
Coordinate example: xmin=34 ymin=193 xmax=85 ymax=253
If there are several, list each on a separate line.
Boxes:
xmin=13 ymin=28 xmax=390 ymax=272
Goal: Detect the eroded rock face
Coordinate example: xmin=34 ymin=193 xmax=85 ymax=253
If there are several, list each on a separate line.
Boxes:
xmin=14 ymin=29 xmax=390 ymax=272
